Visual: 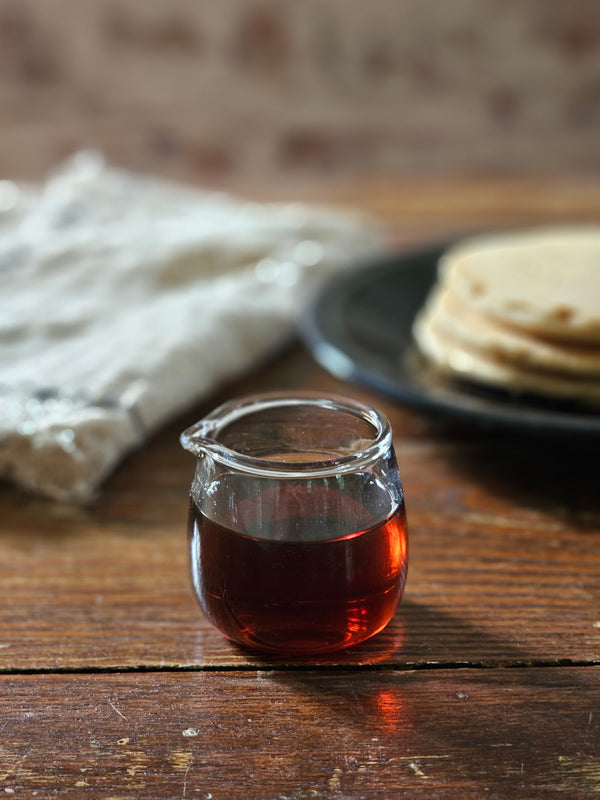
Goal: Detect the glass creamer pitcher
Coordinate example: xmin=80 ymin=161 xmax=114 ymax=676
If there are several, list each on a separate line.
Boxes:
xmin=180 ymin=392 xmax=407 ymax=655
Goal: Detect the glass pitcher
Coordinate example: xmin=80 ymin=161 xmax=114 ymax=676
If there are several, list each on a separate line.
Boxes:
xmin=180 ymin=392 xmax=407 ymax=655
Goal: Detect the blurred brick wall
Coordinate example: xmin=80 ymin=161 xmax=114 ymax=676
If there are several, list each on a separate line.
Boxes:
xmin=0 ymin=0 xmax=599 ymax=183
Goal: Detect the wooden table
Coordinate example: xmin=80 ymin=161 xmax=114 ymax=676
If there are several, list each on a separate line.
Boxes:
xmin=2 ymin=178 xmax=599 ymax=798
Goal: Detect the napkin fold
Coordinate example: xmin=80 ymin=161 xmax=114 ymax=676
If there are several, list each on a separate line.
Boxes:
xmin=0 ymin=152 xmax=383 ymax=502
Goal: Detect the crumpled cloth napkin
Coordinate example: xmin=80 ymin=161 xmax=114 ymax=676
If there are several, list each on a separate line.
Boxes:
xmin=0 ymin=152 xmax=384 ymax=502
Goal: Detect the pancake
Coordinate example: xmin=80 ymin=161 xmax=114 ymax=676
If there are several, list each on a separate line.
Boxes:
xmin=413 ymin=312 xmax=600 ymax=405
xmin=412 ymin=226 xmax=600 ymax=407
xmin=424 ymin=284 xmax=600 ymax=378
xmin=441 ymin=226 xmax=600 ymax=344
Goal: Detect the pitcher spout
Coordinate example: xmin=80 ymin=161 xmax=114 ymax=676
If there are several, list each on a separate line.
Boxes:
xmin=179 ymin=420 xmax=221 ymax=459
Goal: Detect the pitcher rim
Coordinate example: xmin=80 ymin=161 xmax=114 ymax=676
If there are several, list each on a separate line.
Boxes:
xmin=179 ymin=391 xmax=392 ymax=478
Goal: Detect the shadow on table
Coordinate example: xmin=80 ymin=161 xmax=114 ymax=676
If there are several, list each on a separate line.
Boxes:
xmin=433 ymin=430 xmax=600 ymax=533
xmin=233 ymin=598 xmax=600 ymax=795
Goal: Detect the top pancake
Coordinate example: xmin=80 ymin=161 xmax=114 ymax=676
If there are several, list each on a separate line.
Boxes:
xmin=441 ymin=226 xmax=600 ymax=344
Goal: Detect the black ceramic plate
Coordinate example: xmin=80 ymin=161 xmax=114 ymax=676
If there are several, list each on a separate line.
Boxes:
xmin=300 ymin=244 xmax=600 ymax=438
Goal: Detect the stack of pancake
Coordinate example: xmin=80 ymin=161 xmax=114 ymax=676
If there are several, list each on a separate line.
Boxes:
xmin=413 ymin=226 xmax=600 ymax=406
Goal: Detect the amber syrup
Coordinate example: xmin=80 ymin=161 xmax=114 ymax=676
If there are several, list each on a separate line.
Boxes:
xmin=188 ymin=477 xmax=407 ymax=654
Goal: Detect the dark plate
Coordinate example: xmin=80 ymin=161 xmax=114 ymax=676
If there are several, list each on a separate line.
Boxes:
xmin=300 ymin=244 xmax=600 ymax=438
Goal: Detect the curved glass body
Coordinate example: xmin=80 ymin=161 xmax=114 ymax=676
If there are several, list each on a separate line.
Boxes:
xmin=180 ymin=393 xmax=408 ymax=655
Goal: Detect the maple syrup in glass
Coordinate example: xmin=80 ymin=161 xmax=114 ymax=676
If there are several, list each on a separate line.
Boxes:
xmin=181 ymin=393 xmax=408 ymax=655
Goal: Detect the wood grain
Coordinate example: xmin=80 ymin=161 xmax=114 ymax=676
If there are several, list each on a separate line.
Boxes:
xmin=1 ymin=177 xmax=599 ymax=798
xmin=1 ymin=668 xmax=598 ymax=799
xmin=1 ymin=347 xmax=598 ymax=671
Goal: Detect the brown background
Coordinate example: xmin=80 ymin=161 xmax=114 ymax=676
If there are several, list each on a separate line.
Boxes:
xmin=1 ymin=0 xmax=599 ymax=185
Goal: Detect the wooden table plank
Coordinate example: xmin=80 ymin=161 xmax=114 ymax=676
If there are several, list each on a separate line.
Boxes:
xmin=1 ymin=176 xmax=599 ymax=799
xmin=1 ymin=667 xmax=598 ymax=798
xmin=1 ymin=348 xmax=598 ymax=671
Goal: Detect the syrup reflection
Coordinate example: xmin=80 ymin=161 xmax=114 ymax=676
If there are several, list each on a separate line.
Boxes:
xmin=333 ymin=611 xmax=406 ymax=666
xmin=253 ymin=669 xmax=415 ymax=753
xmin=372 ymin=686 xmax=407 ymax=734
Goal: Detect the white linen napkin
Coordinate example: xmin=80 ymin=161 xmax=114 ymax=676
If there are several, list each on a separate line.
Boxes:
xmin=0 ymin=152 xmax=383 ymax=502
